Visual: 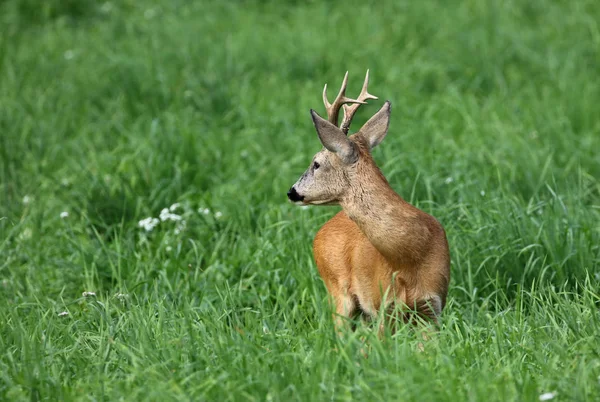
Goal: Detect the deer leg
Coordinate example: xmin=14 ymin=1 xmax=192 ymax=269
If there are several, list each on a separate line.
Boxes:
xmin=376 ymin=275 xmax=408 ymax=335
xmin=415 ymin=295 xmax=442 ymax=325
xmin=332 ymin=291 xmax=358 ymax=333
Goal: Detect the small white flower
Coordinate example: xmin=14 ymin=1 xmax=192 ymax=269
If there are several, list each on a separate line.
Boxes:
xmin=160 ymin=208 xmax=182 ymax=222
xmin=23 ymin=195 xmax=32 ymax=205
xmin=214 ymin=211 xmax=223 ymax=219
xmin=539 ymin=392 xmax=557 ymax=401
xmin=82 ymin=291 xmax=96 ymax=297
xmin=160 ymin=208 xmax=170 ymax=221
xmin=58 ymin=311 xmax=69 ymax=317
xmin=138 ymin=217 xmax=159 ymax=232
xmin=444 ymin=177 xmax=454 ymax=184
xmin=169 ymin=203 xmax=180 ymax=212
xmin=169 ymin=213 xmax=182 ymax=221
xmin=480 ymin=190 xmax=486 ymax=197
xmin=60 ymin=211 xmax=69 ymax=219
xmin=199 ymin=208 xmax=210 ymax=215
xmin=64 ymin=50 xmax=74 ymax=60
xmin=166 ymin=246 xmax=172 ymax=252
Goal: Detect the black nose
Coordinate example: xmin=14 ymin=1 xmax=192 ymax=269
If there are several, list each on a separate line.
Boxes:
xmin=287 ymin=187 xmax=304 ymax=203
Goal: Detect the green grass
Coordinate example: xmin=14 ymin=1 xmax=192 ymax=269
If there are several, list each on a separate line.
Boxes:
xmin=1 ymin=0 xmax=599 ymax=400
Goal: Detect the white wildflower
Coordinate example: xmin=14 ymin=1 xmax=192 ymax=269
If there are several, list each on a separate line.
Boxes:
xmin=169 ymin=203 xmax=180 ymax=212
xmin=166 ymin=246 xmax=172 ymax=252
xmin=60 ymin=211 xmax=69 ymax=219
xmin=58 ymin=311 xmax=69 ymax=317
xmin=64 ymin=50 xmax=74 ymax=60
xmin=214 ymin=211 xmax=223 ymax=219
xmin=138 ymin=217 xmax=159 ymax=232
xmin=23 ymin=195 xmax=32 ymax=205
xmin=444 ymin=177 xmax=454 ymax=184
xmin=539 ymin=392 xmax=557 ymax=401
xmin=480 ymin=190 xmax=486 ymax=197
xmin=82 ymin=291 xmax=96 ymax=297
xmin=169 ymin=213 xmax=182 ymax=221
xmin=160 ymin=208 xmax=182 ymax=222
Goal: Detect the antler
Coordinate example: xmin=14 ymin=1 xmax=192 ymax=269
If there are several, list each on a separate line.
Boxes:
xmin=340 ymin=70 xmax=378 ymax=134
xmin=322 ymin=70 xmax=378 ymax=134
xmin=322 ymin=71 xmax=366 ymax=127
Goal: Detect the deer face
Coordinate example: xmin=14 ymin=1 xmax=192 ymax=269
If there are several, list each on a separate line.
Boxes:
xmin=288 ymin=100 xmax=391 ymax=206
xmin=287 ymin=145 xmax=355 ymax=206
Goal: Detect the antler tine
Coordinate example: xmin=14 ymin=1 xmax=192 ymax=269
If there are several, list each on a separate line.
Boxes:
xmin=340 ymin=69 xmax=379 ymax=134
xmin=322 ymin=71 xmax=366 ymax=126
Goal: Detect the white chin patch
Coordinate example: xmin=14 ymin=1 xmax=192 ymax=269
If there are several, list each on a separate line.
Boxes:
xmin=308 ymin=200 xmax=333 ymax=206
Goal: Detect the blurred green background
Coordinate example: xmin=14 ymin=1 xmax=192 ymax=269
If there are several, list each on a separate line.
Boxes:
xmin=1 ymin=0 xmax=599 ymax=400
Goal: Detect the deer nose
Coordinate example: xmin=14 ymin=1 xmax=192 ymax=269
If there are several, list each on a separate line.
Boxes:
xmin=287 ymin=187 xmax=304 ymax=203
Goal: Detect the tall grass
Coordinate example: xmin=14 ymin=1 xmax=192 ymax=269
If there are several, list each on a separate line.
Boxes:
xmin=1 ymin=0 xmax=599 ymax=400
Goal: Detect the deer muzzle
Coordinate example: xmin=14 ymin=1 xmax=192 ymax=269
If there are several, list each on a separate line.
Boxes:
xmin=287 ymin=187 xmax=304 ymax=204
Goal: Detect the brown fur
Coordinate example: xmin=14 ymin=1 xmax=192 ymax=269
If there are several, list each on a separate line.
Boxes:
xmin=313 ymin=136 xmax=450 ymax=329
xmin=288 ymin=79 xmax=450 ymax=331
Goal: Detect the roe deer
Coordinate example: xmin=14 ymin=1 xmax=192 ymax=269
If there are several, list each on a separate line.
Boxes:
xmin=287 ymin=71 xmax=450 ymax=330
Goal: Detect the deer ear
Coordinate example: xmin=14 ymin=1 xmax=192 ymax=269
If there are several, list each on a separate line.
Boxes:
xmin=310 ymin=110 xmax=357 ymax=164
xmin=359 ymin=101 xmax=391 ymax=150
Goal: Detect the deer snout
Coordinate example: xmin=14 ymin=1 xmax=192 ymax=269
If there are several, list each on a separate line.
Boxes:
xmin=287 ymin=187 xmax=304 ymax=203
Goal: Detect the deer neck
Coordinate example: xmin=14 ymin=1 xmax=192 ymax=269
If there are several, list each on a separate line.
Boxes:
xmin=340 ymin=159 xmax=419 ymax=262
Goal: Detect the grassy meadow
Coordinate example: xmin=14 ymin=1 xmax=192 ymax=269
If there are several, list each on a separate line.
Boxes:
xmin=1 ymin=0 xmax=599 ymax=400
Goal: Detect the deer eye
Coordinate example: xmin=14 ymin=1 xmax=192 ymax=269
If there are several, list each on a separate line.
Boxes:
xmin=313 ymin=161 xmax=320 ymax=170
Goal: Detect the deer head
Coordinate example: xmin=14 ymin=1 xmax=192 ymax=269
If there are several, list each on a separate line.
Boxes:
xmin=287 ymin=71 xmax=392 ymax=205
